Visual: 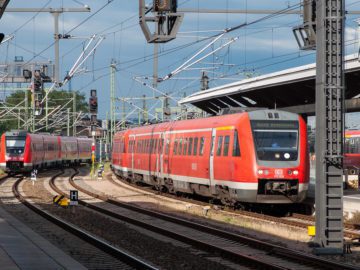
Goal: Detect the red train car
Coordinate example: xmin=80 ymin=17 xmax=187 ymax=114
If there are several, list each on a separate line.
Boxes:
xmin=112 ymin=109 xmax=309 ymax=204
xmin=0 ymin=130 xmax=92 ymax=173
xmin=344 ymin=130 xmax=360 ymax=175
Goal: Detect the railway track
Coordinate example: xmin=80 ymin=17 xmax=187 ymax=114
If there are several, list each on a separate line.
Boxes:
xmin=108 ymin=172 xmax=360 ymax=240
xmin=12 ymin=170 xmax=157 ymax=270
xmin=56 ymin=168 xmax=359 ymax=270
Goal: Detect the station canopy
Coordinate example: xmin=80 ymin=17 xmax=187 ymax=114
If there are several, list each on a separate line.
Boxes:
xmin=179 ymin=54 xmax=360 ymax=116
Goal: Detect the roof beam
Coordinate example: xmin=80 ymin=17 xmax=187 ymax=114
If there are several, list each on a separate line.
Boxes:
xmin=178 ymin=8 xmax=360 ymax=15
xmin=0 ymin=0 xmax=10 ymax=19
xmin=281 ymin=98 xmax=360 ymax=116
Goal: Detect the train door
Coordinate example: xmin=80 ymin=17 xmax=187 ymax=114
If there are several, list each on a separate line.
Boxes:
xmin=160 ymin=133 xmax=164 ymax=177
xmin=209 ymin=129 xmax=216 ymax=185
xmin=131 ymin=135 xmax=135 ymax=174
xmin=162 ymin=132 xmax=170 ymax=177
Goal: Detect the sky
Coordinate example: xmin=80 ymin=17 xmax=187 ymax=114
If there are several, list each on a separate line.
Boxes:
xmin=0 ymin=0 xmax=360 ymax=127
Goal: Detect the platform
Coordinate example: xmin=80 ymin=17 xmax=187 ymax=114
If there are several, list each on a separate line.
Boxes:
xmin=0 ymin=206 xmax=86 ymax=270
xmin=307 ymin=166 xmax=360 ymax=217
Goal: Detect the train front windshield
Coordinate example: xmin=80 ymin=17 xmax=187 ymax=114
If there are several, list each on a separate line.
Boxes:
xmin=251 ymin=121 xmax=299 ymax=161
xmin=6 ymin=136 xmax=26 ymax=155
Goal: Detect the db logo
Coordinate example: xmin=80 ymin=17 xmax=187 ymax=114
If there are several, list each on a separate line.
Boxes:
xmin=274 ymin=169 xmax=284 ymax=178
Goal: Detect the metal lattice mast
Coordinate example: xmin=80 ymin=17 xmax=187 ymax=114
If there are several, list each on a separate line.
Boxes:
xmin=315 ymin=0 xmax=344 ymax=254
xmin=110 ymin=60 xmax=116 ymax=144
xmin=73 ymin=91 xmax=76 ymax=136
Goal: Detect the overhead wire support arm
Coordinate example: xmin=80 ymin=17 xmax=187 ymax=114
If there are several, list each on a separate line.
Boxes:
xmin=116 ymin=97 xmax=157 ymax=119
xmin=133 ymin=77 xmax=178 ymax=104
xmin=161 ymin=36 xmax=239 ymax=82
xmin=41 ymin=35 xmax=105 ymax=104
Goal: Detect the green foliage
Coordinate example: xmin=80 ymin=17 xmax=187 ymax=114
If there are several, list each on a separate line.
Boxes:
xmin=0 ymin=89 xmax=88 ymax=134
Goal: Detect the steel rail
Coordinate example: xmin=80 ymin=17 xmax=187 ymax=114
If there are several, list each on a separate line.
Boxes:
xmin=63 ymin=169 xmax=358 ymax=270
xmin=51 ymin=169 xmax=288 ymax=270
xmin=13 ymin=170 xmax=157 ymax=270
xmin=108 ymin=173 xmax=360 ymax=240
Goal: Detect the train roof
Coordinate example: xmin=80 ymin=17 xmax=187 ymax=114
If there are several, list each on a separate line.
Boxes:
xmin=117 ymin=109 xmax=301 ymax=135
xmin=345 ymin=130 xmax=360 ymax=136
xmin=5 ymin=130 xmax=29 ymax=137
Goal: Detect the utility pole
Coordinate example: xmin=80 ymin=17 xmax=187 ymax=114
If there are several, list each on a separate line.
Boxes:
xmin=24 ymin=89 xmax=28 ymax=131
xmin=122 ymin=99 xmax=125 ymax=129
xmin=110 ymin=60 xmax=116 ymax=144
xmin=142 ymin=94 xmax=148 ymax=123
xmin=314 ymin=0 xmax=345 ymax=254
xmin=73 ymin=91 xmax=76 ymax=136
xmin=45 ymin=88 xmax=48 ymax=131
xmin=67 ymin=108 xmax=70 ymax=136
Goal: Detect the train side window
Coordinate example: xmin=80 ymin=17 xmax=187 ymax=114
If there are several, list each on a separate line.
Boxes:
xmin=178 ymin=138 xmax=183 ymax=155
xmin=193 ymin=137 xmax=198 ymax=155
xmin=183 ymin=138 xmax=188 ymax=155
xmin=165 ymin=139 xmax=170 ymax=154
xmin=232 ymin=130 xmax=241 ymax=156
xmin=216 ymin=136 xmax=223 ymax=156
xmin=188 ymin=138 xmax=193 ymax=155
xmin=199 ymin=137 xmax=205 ymax=156
xmin=223 ymin=135 xmax=230 ymax=156
xmin=173 ymin=140 xmax=178 ymax=155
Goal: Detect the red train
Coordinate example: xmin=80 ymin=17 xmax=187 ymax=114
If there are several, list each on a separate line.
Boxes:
xmin=0 ymin=130 xmax=92 ymax=173
xmin=112 ymin=109 xmax=309 ymax=205
xmin=344 ymin=130 xmax=360 ymax=175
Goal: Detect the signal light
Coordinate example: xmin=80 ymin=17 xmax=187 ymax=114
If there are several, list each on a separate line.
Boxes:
xmin=33 ymin=70 xmax=43 ymax=92
xmin=91 ymin=114 xmax=97 ymax=124
xmin=89 ymin=96 xmax=98 ymax=114
xmin=23 ymin=69 xmax=32 ymax=80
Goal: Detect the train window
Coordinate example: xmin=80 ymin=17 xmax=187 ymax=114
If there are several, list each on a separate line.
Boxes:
xmin=178 ymin=138 xmax=183 ymax=155
xmin=165 ymin=139 xmax=170 ymax=154
xmin=188 ymin=138 xmax=193 ymax=155
xmin=193 ymin=137 xmax=198 ymax=155
xmin=183 ymin=138 xmax=188 ymax=155
xmin=233 ymin=130 xmax=241 ymax=156
xmin=199 ymin=137 xmax=205 ymax=156
xmin=216 ymin=136 xmax=223 ymax=156
xmin=174 ymin=140 xmax=178 ymax=155
xmin=223 ymin=136 xmax=230 ymax=156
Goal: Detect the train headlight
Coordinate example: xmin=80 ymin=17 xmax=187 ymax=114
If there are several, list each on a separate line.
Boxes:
xmin=264 ymin=169 xmax=269 ymax=175
xmin=293 ymin=170 xmax=299 ymax=176
xmin=288 ymin=169 xmax=293 ymax=175
xmin=258 ymin=169 xmax=264 ymax=175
